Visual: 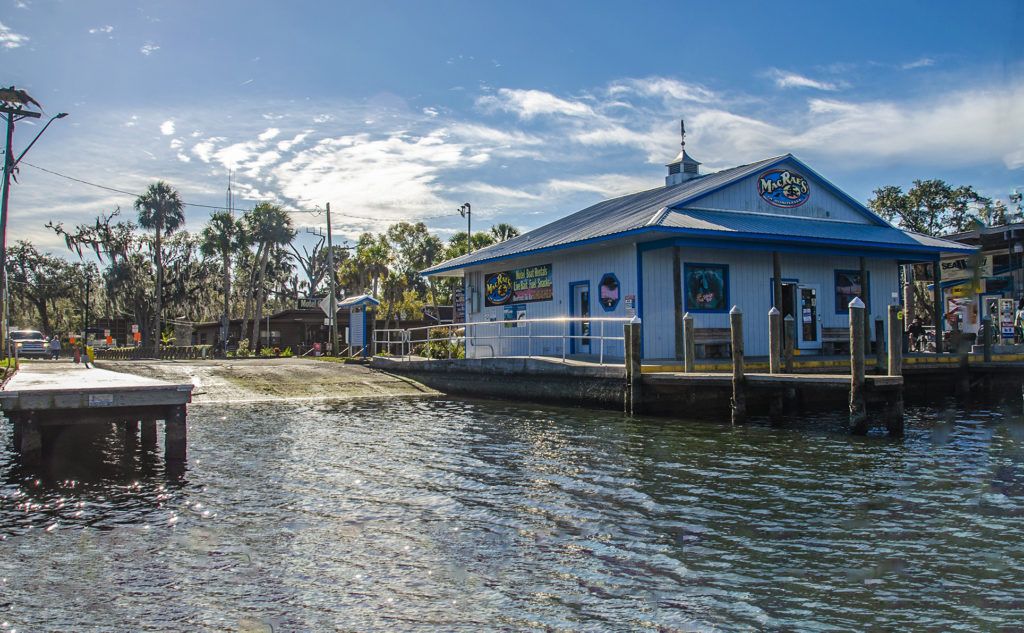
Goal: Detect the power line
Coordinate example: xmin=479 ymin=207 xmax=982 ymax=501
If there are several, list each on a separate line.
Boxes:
xmin=21 ymin=160 xmax=481 ymax=226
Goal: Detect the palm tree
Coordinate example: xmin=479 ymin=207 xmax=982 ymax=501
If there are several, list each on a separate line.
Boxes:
xmin=490 ymin=223 xmax=520 ymax=243
xmin=200 ymin=211 xmax=246 ymax=347
xmin=245 ymin=203 xmax=295 ymax=347
xmin=135 ymin=181 xmax=185 ymax=352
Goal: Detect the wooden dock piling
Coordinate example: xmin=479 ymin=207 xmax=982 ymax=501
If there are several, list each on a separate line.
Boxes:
xmin=849 ymin=297 xmax=867 ymax=434
xmin=769 ymin=307 xmax=782 ymax=374
xmin=624 ymin=320 xmax=643 ymax=415
xmin=887 ymin=304 xmax=905 ymax=436
xmin=874 ymin=317 xmax=885 ymax=372
xmin=983 ymin=315 xmax=993 ymax=363
xmin=683 ymin=312 xmax=695 ymax=373
xmin=783 ymin=314 xmax=795 ymax=373
xmin=165 ymin=405 xmax=187 ymax=461
xmin=730 ymin=306 xmax=746 ymax=424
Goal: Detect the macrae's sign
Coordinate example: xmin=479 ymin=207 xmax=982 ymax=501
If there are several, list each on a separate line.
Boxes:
xmin=757 ymin=169 xmax=810 ymax=208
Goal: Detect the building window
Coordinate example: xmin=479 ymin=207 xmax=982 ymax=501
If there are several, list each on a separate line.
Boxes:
xmin=598 ymin=273 xmax=621 ymax=311
xmin=684 ymin=263 xmax=729 ymax=312
xmin=200 ymin=333 xmax=208 ymax=344
xmin=835 ymin=270 xmax=869 ymax=313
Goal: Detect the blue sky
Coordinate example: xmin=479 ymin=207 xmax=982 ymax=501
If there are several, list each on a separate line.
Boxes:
xmin=3 ymin=0 xmax=1023 ymax=254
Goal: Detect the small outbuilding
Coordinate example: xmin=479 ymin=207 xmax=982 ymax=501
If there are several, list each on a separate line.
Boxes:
xmin=422 ymin=122 xmax=975 ymax=361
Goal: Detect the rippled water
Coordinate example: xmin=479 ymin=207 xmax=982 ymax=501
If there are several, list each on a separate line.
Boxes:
xmin=2 ymin=394 xmax=1024 ymax=631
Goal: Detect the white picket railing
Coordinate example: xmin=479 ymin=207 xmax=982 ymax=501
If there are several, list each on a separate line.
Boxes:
xmin=374 ymin=316 xmax=632 ymax=365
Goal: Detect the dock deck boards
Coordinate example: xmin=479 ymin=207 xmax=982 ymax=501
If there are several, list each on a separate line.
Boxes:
xmin=0 ymin=363 xmax=193 ymax=415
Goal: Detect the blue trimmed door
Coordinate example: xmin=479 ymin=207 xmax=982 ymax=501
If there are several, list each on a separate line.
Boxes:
xmin=569 ymin=281 xmax=591 ymax=355
xmin=797 ymin=284 xmax=822 ymax=350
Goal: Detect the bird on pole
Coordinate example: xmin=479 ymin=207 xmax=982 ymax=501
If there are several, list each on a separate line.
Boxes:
xmin=0 ymin=86 xmax=43 ymax=112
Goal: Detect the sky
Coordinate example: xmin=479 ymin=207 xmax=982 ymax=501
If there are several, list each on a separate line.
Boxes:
xmin=2 ymin=0 xmax=1024 ymax=256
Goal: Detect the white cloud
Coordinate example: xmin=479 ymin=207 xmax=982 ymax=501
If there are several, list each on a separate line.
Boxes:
xmin=257 ymin=127 xmax=280 ymax=141
xmin=276 ymin=130 xmax=311 ymax=152
xmin=461 ymin=182 xmax=542 ymax=201
xmin=192 ymin=137 xmax=225 ymax=163
xmin=543 ymin=173 xmax=655 ymax=198
xmin=124 ymin=114 xmax=139 ymax=128
xmin=140 ymin=42 xmax=160 ymax=56
xmin=88 ymin=25 xmax=114 ymax=35
xmin=769 ymin=69 xmax=839 ymax=91
xmin=0 ymin=21 xmax=29 ymax=48
xmin=477 ymin=88 xmax=594 ymax=119
xmin=608 ymin=77 xmax=716 ymax=103
xmin=423 ymin=107 xmax=439 ymax=118
xmin=160 ymin=120 xmax=175 ymax=135
xmin=901 ymin=57 xmax=935 ymax=70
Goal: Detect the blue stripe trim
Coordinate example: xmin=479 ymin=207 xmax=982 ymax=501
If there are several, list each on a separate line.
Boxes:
xmin=422 ymin=225 xmax=975 ymax=276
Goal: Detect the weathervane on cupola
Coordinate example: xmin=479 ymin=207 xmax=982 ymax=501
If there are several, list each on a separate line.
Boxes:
xmin=665 ymin=118 xmax=702 ymax=186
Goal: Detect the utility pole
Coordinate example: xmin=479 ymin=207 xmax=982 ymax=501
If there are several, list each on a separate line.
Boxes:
xmin=325 ymin=202 xmax=339 ymax=356
xmin=0 ymin=100 xmax=64 ymax=356
xmin=459 ymin=202 xmax=472 ymax=253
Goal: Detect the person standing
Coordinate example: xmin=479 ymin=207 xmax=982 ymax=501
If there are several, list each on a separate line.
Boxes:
xmin=48 ymin=335 xmax=61 ymax=360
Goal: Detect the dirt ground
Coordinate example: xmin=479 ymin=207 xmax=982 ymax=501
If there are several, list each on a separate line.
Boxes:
xmin=95 ymin=357 xmax=438 ymax=404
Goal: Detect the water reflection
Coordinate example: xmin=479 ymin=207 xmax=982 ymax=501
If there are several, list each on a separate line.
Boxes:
xmin=0 ymin=395 xmax=1022 ymax=630
xmin=1 ymin=420 xmax=186 ymax=534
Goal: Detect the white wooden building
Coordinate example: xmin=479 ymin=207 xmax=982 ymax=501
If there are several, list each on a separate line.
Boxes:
xmin=422 ymin=123 xmax=974 ymax=361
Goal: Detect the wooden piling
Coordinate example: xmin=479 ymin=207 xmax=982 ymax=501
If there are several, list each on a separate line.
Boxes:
xmin=983 ymin=315 xmax=993 ymax=363
xmin=886 ymin=304 xmax=905 ymax=436
xmin=874 ymin=317 xmax=885 ymax=372
xmin=860 ymin=257 xmax=871 ymax=356
xmin=887 ymin=305 xmax=902 ymax=377
xmin=768 ymin=307 xmax=782 ymax=374
xmin=783 ymin=314 xmax=795 ymax=373
xmin=730 ymin=306 xmax=746 ymax=424
xmin=849 ymin=297 xmax=867 ymax=434
xmin=933 ymin=259 xmax=943 ymax=353
xmin=624 ymin=321 xmax=643 ymax=415
xmin=164 ymin=405 xmax=188 ymax=461
xmin=19 ymin=418 xmax=42 ymax=466
xmin=141 ymin=419 xmax=157 ymax=449
xmin=682 ymin=312 xmax=695 ymax=373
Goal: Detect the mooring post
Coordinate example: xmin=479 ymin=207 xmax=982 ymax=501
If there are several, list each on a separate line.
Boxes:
xmin=730 ymin=306 xmax=746 ymax=424
xmin=141 ymin=419 xmax=158 ymax=449
xmin=624 ymin=320 xmax=643 ymax=415
xmin=983 ymin=315 xmax=993 ymax=363
xmin=164 ymin=405 xmax=188 ymax=462
xmin=849 ymin=297 xmax=867 ymax=434
xmin=783 ymin=314 xmax=795 ymax=373
xmin=19 ymin=419 xmax=42 ymax=466
xmin=874 ymin=317 xmax=885 ymax=372
xmin=887 ymin=305 xmax=903 ymax=377
xmin=123 ymin=419 xmax=139 ymax=450
xmin=887 ymin=304 xmax=905 ymax=436
xmin=769 ymin=307 xmax=782 ymax=374
xmin=683 ymin=312 xmax=695 ymax=373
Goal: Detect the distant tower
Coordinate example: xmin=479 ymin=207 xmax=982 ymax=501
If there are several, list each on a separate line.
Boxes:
xmin=665 ymin=119 xmax=701 ymax=186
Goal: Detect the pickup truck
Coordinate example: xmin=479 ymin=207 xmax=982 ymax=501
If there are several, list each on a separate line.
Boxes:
xmin=9 ymin=329 xmax=49 ymax=358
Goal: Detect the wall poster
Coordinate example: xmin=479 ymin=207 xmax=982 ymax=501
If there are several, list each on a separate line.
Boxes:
xmin=598 ymin=273 xmax=620 ymax=311
xmin=485 ymin=264 xmax=553 ymax=306
xmin=503 ymin=304 xmax=526 ymax=328
xmin=684 ymin=263 xmax=728 ymax=312
xmin=834 ymin=270 xmax=872 ymax=313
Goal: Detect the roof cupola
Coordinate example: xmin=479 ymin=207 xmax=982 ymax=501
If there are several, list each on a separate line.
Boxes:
xmin=665 ymin=119 xmax=701 ymax=186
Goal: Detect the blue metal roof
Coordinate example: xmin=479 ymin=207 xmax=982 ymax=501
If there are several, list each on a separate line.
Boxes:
xmin=338 ymin=294 xmax=380 ymax=308
xmin=422 ymin=154 xmax=975 ymax=276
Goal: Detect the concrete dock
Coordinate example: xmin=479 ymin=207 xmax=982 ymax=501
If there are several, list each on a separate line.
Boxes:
xmin=0 ymin=363 xmax=193 ymax=464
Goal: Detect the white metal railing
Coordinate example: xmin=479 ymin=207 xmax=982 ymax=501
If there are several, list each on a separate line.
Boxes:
xmin=374 ymin=316 xmax=632 ymax=365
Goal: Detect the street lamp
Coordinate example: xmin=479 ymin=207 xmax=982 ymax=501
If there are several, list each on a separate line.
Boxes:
xmin=458 ymin=202 xmax=471 ymax=253
xmin=0 ymin=102 xmax=68 ymax=356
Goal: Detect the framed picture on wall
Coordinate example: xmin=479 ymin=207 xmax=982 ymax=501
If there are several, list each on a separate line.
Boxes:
xmin=834 ymin=270 xmax=869 ymax=313
xmin=684 ymin=263 xmax=728 ymax=312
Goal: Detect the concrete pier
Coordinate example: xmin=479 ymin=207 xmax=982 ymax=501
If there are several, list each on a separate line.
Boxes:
xmin=0 ymin=364 xmax=193 ymax=464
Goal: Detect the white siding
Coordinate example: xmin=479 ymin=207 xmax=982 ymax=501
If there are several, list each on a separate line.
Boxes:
xmin=640 ymin=245 xmax=901 ymax=359
xmin=681 ymin=159 xmax=872 ymax=224
xmin=463 ymin=242 xmax=638 ymax=360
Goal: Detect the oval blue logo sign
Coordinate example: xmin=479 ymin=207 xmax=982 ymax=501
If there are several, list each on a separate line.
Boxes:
xmin=757 ymin=169 xmax=810 ymax=208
